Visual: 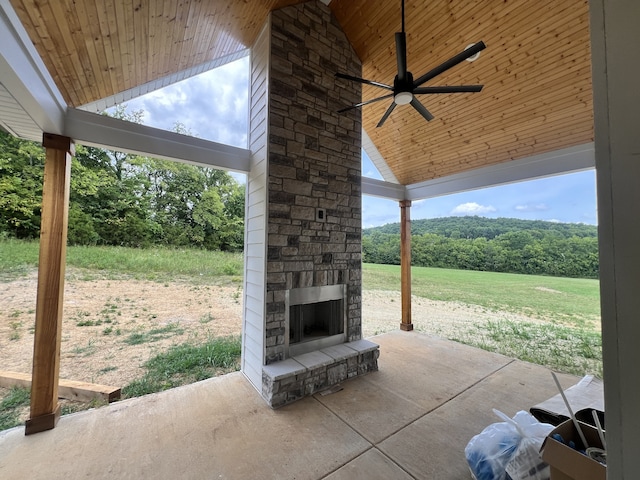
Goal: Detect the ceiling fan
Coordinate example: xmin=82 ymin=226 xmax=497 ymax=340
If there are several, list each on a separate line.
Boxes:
xmin=336 ymin=0 xmax=486 ymax=127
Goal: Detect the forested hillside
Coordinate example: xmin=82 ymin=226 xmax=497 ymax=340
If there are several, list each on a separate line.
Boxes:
xmin=0 ymin=109 xmax=244 ymax=251
xmin=363 ymin=216 xmax=599 ymax=278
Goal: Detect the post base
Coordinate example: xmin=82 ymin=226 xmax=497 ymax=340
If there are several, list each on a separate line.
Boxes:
xmin=400 ymin=323 xmax=414 ymax=331
xmin=25 ymin=403 xmax=61 ymax=435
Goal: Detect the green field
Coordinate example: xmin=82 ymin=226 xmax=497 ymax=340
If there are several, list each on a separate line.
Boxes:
xmin=363 ymin=263 xmax=601 ymax=330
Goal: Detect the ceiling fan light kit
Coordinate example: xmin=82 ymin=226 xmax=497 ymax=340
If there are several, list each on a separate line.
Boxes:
xmin=336 ymin=0 xmax=486 ymax=127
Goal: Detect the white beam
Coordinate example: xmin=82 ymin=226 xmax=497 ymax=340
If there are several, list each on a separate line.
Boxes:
xmin=65 ymin=108 xmax=251 ymax=173
xmin=361 ymin=177 xmax=406 ymax=200
xmin=404 ymin=143 xmax=594 ymax=201
xmin=0 ymin=0 xmax=66 ymax=139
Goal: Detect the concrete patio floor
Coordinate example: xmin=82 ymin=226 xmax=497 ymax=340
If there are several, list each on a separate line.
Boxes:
xmin=0 ymin=331 xmax=578 ymax=479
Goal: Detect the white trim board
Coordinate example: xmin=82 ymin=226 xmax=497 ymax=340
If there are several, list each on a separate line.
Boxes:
xmin=65 ymin=108 xmax=251 ymax=172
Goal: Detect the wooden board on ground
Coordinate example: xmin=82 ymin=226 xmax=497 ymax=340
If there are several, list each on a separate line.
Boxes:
xmin=0 ymin=370 xmax=121 ymax=403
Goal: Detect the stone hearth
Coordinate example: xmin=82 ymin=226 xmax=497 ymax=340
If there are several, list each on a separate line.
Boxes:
xmin=242 ymin=1 xmax=379 ymax=408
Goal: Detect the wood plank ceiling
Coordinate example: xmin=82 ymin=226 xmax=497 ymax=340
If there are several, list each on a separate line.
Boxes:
xmin=10 ymin=0 xmax=593 ymax=186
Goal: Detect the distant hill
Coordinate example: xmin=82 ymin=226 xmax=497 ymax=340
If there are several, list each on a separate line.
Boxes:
xmin=364 ymin=216 xmax=597 ymax=240
xmin=362 ymin=216 xmax=599 ymax=278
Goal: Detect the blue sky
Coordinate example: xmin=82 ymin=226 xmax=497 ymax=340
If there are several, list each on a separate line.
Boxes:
xmin=116 ymin=57 xmax=598 ymax=229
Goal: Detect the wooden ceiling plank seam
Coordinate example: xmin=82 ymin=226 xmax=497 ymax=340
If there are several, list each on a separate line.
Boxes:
xmin=113 ymin=0 xmax=133 ymax=92
xmin=168 ymin=1 xmax=190 ymax=74
xmin=184 ymin=0 xmax=208 ymax=67
xmin=103 ymin=0 xmax=124 ymax=95
xmin=158 ymin=0 xmax=176 ymax=78
xmin=65 ymin=1 xmax=106 ymax=104
xmin=132 ymin=0 xmax=150 ymax=88
xmin=164 ymin=3 xmax=184 ymax=75
xmin=84 ymin=0 xmax=116 ymax=101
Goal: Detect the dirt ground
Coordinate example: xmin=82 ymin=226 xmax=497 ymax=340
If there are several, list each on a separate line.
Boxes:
xmin=1 ymin=270 xmax=539 ymax=390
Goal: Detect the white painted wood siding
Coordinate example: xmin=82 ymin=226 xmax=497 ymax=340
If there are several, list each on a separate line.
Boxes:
xmin=241 ymin=19 xmax=270 ymax=391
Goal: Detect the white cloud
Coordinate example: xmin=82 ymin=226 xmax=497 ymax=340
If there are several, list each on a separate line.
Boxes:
xmin=116 ymin=57 xmax=249 ymax=148
xmin=514 ymin=203 xmax=549 ymax=212
xmin=451 ymin=202 xmax=496 ymax=216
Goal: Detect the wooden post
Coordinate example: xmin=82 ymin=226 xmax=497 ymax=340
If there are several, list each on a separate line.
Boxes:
xmin=399 ymin=200 xmax=413 ymax=331
xmin=25 ymin=133 xmax=74 ymax=435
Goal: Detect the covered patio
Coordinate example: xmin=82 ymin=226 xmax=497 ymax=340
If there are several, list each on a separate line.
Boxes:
xmin=1 ymin=0 xmax=639 ymax=477
xmin=0 ymin=331 xmax=578 ymax=479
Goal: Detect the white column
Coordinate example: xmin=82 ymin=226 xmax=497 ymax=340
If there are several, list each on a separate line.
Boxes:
xmin=590 ymin=1 xmax=640 ymax=477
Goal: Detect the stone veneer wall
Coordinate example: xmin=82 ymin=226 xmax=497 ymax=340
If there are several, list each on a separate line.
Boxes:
xmin=264 ymin=1 xmax=363 ymax=365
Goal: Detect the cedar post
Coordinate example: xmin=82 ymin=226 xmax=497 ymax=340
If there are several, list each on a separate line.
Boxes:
xmin=26 ymin=133 xmax=74 ymax=435
xmin=399 ymin=200 xmax=413 ymax=331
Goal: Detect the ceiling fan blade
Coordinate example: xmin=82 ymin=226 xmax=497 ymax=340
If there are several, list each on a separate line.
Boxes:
xmin=335 ymin=73 xmax=393 ymax=90
xmin=337 ymin=93 xmax=395 ymax=113
xmin=413 ymin=85 xmax=484 ymax=95
xmin=410 ymin=98 xmax=434 ymax=122
xmin=413 ymin=41 xmax=486 ymax=88
xmin=395 ymin=32 xmax=408 ymax=81
xmin=376 ymin=102 xmax=397 ymax=128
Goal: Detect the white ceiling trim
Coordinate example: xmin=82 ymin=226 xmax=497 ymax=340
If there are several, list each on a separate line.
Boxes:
xmin=79 ymin=50 xmax=250 ymax=113
xmin=404 ymin=143 xmax=595 ymax=201
xmin=0 ymin=0 xmax=66 ymax=140
xmin=361 ymin=177 xmax=406 ymax=200
xmin=65 ymin=108 xmax=251 ymax=173
xmin=362 ymin=128 xmax=399 ymax=183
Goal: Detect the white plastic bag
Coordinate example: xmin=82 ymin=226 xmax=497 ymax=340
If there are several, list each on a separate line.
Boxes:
xmin=465 ymin=409 xmax=554 ymax=480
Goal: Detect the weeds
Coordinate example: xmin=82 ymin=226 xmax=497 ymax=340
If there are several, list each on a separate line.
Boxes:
xmin=444 ymin=319 xmax=603 ymax=377
xmin=9 ymin=321 xmax=22 ymax=341
xmin=122 ymin=336 xmax=241 ymax=397
xmin=0 ymin=387 xmax=30 ymax=431
xmin=123 ymin=323 xmax=184 ymax=345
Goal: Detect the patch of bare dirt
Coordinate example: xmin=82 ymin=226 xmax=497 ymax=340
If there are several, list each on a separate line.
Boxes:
xmin=0 ymin=271 xmax=243 ymax=388
xmin=1 ymin=272 xmax=538 ymax=392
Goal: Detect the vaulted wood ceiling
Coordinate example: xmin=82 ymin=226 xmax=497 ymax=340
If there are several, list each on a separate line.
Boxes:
xmin=9 ymin=0 xmax=593 ymax=186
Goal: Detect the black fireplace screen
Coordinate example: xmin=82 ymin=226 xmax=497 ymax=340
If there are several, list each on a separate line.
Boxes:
xmin=289 ymin=299 xmax=344 ymax=344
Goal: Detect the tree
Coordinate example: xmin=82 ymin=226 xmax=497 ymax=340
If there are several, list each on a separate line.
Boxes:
xmin=0 ymin=132 xmax=45 ymax=238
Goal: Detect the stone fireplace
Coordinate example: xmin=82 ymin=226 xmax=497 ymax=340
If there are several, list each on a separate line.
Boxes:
xmin=242 ymin=1 xmax=379 ymax=408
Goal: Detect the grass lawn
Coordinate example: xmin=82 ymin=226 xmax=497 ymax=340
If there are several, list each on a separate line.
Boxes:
xmin=363 ymin=263 xmax=600 ymax=330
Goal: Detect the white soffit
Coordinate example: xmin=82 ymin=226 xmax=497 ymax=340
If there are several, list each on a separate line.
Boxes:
xmin=404 ymin=143 xmax=595 ymax=201
xmin=0 ymin=0 xmax=66 ymax=139
xmin=65 ymin=108 xmax=251 ymax=173
xmin=79 ymin=50 xmax=250 ymax=113
xmin=362 ymin=128 xmax=399 ymax=183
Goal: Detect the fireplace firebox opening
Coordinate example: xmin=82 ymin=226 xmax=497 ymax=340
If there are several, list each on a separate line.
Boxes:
xmin=286 ymin=284 xmax=346 ymax=357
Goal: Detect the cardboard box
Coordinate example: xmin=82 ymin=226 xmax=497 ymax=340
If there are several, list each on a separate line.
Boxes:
xmin=540 ymin=420 xmax=606 ymax=480
xmin=531 ymin=375 xmax=604 ymax=426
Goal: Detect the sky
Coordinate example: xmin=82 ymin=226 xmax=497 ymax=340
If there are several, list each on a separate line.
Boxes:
xmin=114 ymin=56 xmax=598 ymax=229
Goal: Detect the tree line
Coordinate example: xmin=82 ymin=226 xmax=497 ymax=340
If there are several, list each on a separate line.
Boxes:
xmin=363 ymin=216 xmax=599 ymax=278
xmin=0 ymin=108 xmax=245 ymax=251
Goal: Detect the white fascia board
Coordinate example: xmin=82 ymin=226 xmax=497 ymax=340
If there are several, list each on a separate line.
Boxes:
xmin=79 ymin=50 xmax=250 ymax=113
xmin=361 ymin=177 xmax=406 ymax=200
xmin=65 ymin=108 xmax=251 ymax=173
xmin=405 ymin=143 xmax=595 ymax=201
xmin=0 ymin=0 xmax=66 ymax=138
xmin=362 ymin=128 xmax=399 ymax=183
